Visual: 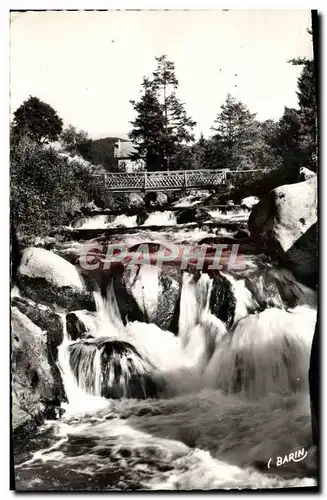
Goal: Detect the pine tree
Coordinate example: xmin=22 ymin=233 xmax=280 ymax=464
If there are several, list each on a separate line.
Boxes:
xmin=129 ymin=55 xmax=196 ymax=171
xmin=129 ymin=79 xmax=166 ymax=171
xmin=288 ymin=57 xmax=317 ymax=170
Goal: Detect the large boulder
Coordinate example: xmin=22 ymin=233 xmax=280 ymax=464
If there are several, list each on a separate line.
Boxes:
xmin=17 ymin=247 xmax=95 ymax=310
xmin=111 ymin=263 xmax=182 ymax=334
xmin=299 ymin=167 xmax=316 ymax=182
xmin=68 ymin=338 xmax=163 ymax=399
xmin=144 ymin=192 xmax=168 ymax=209
xmin=240 ymin=196 xmax=259 ymax=210
xmin=11 ymin=296 xmax=64 ymax=360
xmin=66 ymin=310 xmax=99 ymax=341
xmin=128 ymin=193 xmax=144 ymax=208
xmin=248 ymin=176 xmax=317 ymax=287
xmin=11 ymin=307 xmax=66 ymax=437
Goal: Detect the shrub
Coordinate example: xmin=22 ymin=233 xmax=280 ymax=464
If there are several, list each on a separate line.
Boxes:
xmin=10 ymin=137 xmax=119 ymax=236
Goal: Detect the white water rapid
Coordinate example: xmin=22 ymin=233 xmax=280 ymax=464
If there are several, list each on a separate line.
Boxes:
xmin=14 ymin=203 xmax=317 ymax=491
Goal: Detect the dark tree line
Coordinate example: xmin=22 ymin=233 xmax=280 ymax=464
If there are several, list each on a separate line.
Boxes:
xmin=11 ymin=47 xmax=316 ymax=182
xmin=128 ymin=54 xmax=317 ymax=176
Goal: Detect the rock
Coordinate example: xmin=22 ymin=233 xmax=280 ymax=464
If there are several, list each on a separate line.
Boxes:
xmin=66 ymin=311 xmax=90 ymax=340
xmin=155 ymin=192 xmax=168 ymax=206
xmin=240 ymin=196 xmax=259 ymax=210
xmin=209 ymin=272 xmax=236 ymax=327
xmin=144 ymin=192 xmax=168 ymax=209
xmin=68 ymin=338 xmax=163 ymax=399
xmin=17 ymin=247 xmax=95 ymax=310
xmin=11 ymin=307 xmax=66 ymax=437
xmin=111 ymin=263 xmax=182 ymax=333
xmin=156 ymin=266 xmax=182 ymax=334
xmin=136 ymin=209 xmax=149 ymax=226
xmin=11 ymin=296 xmax=64 ymax=361
xmin=234 ymin=228 xmax=250 ymax=239
xmin=175 ymin=207 xmax=211 ymax=225
xmin=112 ymin=265 xmax=146 ymax=325
xmin=299 ymin=167 xmax=316 ymax=182
xmin=248 ymin=176 xmax=317 ymax=287
xmin=128 ymin=193 xmax=144 ymax=208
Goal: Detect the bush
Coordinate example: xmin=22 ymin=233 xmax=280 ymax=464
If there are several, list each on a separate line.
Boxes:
xmin=10 ymin=137 xmax=118 ymax=236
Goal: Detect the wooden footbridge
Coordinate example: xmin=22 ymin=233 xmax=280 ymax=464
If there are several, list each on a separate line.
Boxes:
xmin=95 ymin=168 xmax=268 ymax=193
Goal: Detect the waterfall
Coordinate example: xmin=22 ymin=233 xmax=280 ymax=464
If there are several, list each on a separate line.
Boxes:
xmin=178 ymin=272 xmax=228 ymax=371
xmin=56 ymin=264 xmax=316 ymax=406
xmin=57 ymin=314 xmax=109 ymax=414
xmin=204 ymin=305 xmax=316 ymax=398
xmin=75 ymin=214 xmax=110 ymax=229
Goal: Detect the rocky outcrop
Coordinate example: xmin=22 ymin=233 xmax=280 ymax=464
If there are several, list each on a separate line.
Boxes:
xmin=144 ymin=192 xmax=168 ymax=209
xmin=111 ymin=264 xmax=182 ymax=334
xmin=209 ymin=272 xmax=236 ymax=328
xmin=299 ymin=167 xmax=316 ymax=182
xmin=136 ymin=209 xmax=149 ymax=226
xmin=128 ymin=193 xmax=144 ymax=208
xmin=248 ymin=176 xmax=317 ymax=287
xmin=66 ymin=311 xmax=98 ymax=341
xmin=241 ymin=196 xmax=259 ymax=210
xmin=11 ymin=296 xmax=64 ymax=360
xmin=17 ymin=247 xmax=95 ymax=310
xmin=11 ymin=307 xmax=66 ymax=437
xmin=156 ymin=266 xmax=182 ymax=333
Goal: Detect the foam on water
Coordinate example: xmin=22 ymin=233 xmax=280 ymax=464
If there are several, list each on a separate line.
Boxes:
xmin=204 ymin=305 xmax=316 ymax=397
xmin=208 ymin=208 xmax=249 ymax=221
xmin=173 ymin=190 xmax=211 ymax=207
xmin=111 ymin=214 xmax=137 ymax=228
xmin=143 ymin=210 xmax=177 ymax=227
xmin=15 ymin=231 xmax=317 ymax=489
xmin=16 ymin=388 xmax=316 ymax=490
xmin=77 ymin=215 xmax=110 ymax=230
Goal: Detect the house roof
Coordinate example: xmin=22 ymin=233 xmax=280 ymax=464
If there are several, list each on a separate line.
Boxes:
xmin=114 ymin=139 xmax=138 ymax=159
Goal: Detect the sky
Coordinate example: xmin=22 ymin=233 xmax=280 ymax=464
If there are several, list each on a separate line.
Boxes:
xmin=10 ymin=10 xmax=313 ymax=140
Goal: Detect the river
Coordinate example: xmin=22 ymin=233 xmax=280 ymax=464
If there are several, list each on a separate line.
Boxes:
xmin=13 ymin=198 xmax=317 ymax=491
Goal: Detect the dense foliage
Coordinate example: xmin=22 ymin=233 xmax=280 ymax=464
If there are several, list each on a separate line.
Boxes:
xmin=12 ymin=96 xmax=63 ymax=144
xmin=10 ymin=48 xmax=317 ymax=235
xmin=10 ymin=136 xmax=117 ymax=236
xmin=128 ymin=53 xmax=317 ymax=192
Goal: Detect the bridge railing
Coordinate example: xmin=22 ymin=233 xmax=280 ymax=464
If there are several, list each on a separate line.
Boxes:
xmin=93 ymin=168 xmax=273 ymax=192
xmin=94 ymin=169 xmax=228 ymax=192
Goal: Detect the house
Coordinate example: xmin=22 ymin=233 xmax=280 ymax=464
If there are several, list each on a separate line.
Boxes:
xmin=114 ymin=139 xmax=145 ymax=172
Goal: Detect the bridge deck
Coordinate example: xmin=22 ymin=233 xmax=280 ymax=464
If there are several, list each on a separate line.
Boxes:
xmin=94 ymin=168 xmax=270 ymax=193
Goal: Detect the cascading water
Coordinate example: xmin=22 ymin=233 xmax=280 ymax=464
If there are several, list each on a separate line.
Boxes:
xmin=143 ymin=211 xmax=177 ymax=227
xmin=14 ymin=202 xmax=317 ymax=491
xmin=57 ymin=264 xmax=316 ymax=404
